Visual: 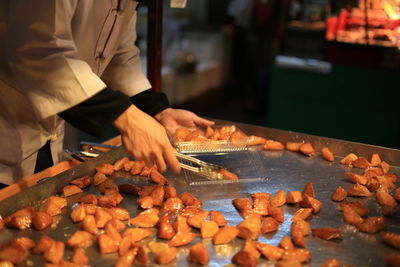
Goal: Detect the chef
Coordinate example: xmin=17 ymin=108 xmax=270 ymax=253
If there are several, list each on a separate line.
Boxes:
xmin=0 ymin=0 xmax=213 ymax=186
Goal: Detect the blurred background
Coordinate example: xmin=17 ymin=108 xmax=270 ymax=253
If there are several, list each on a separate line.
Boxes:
xmin=69 ymin=0 xmax=400 ymax=150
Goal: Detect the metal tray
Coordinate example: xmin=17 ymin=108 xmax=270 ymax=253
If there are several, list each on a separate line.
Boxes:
xmin=0 ymin=120 xmax=399 ymax=267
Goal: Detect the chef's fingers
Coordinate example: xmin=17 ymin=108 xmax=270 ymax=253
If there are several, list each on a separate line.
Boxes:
xmin=193 ymin=116 xmax=215 ymax=128
xmin=152 ymin=148 xmax=167 ymax=173
xmin=163 ymin=145 xmax=181 ymax=175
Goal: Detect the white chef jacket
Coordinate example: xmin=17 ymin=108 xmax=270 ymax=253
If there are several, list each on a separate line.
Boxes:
xmin=0 ymin=0 xmax=152 ymax=184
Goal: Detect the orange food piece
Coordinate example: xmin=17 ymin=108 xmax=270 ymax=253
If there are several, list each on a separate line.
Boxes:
xmin=131 ymin=244 xmax=150 ymax=266
xmin=8 ymin=237 xmax=35 ymax=251
xmin=205 ymin=126 xmax=214 ymax=138
xmin=138 ymin=185 xmax=155 ymax=197
xmin=286 ymin=191 xmax=303 ymax=204
xmin=130 ymin=161 xmax=145 ymax=175
xmin=237 ymin=215 xmax=262 ymax=240
xmin=263 ymin=140 xmax=284 ymax=150
xmin=291 ymin=208 xmax=313 ymax=221
xmin=95 ymin=208 xmax=113 ymax=228
xmin=178 ymin=192 xmax=202 ymax=207
xmin=340 ymin=153 xmax=358 ymax=165
xmin=395 ymin=188 xmax=400 ymax=202
xmin=105 ymin=222 xmax=122 ymax=242
xmin=312 ymin=228 xmax=342 ymax=240
xmin=366 ymin=178 xmax=380 ymax=192
xmin=107 ymin=208 xmax=130 ymax=221
xmin=150 ymin=169 xmax=169 ymax=185
xmin=93 ymin=172 xmax=107 ymax=185
xmin=70 ymin=204 xmax=86 ymax=223
xmin=188 ymin=243 xmax=209 ymax=265
xmin=232 ymin=198 xmax=253 ymax=212
xmin=128 ymin=210 xmax=159 ymax=228
xmin=293 ymin=219 xmax=310 ymax=236
xmin=268 ymin=205 xmax=284 ymax=223
xmin=321 ymin=258 xmax=341 ymax=267
xmin=380 ymin=161 xmax=390 ymax=173
xmin=44 ymin=241 xmax=64 ymax=264
xmin=63 ymin=185 xmax=83 ymax=197
xmin=187 ymin=211 xmax=209 ymax=229
xmin=345 ymin=172 xmax=369 ymax=185
xmin=281 ymin=249 xmax=311 ymax=263
xmin=302 ymin=182 xmax=315 ymax=198
xmin=78 ymin=194 xmax=98 ymax=205
xmin=341 ymin=205 xmax=364 ymax=225
xmin=299 ymin=142 xmax=314 ymax=156
xmin=164 ymin=186 xmax=177 ymax=199
xmin=67 ymin=230 xmax=94 ymax=248
xmin=158 ymin=221 xmax=176 ymax=240
xmin=253 ymin=197 xmax=269 ymax=216
xmin=355 ymin=217 xmax=386 ymax=234
xmin=98 ymin=194 xmax=118 ymax=208
xmin=95 ymin=163 xmax=114 ymax=175
xmin=381 ymin=232 xmax=400 ymax=249
xmin=113 ymin=156 xmax=129 ymax=171
xmin=351 ymin=157 xmax=370 ymax=169
xmin=286 ymin=142 xmax=303 ymax=152
xmin=32 ymin=211 xmax=52 ymax=230
xmin=331 ymin=186 xmax=347 ymax=202
xmin=376 ymin=189 xmax=397 ymax=206
xmin=219 ymin=168 xmax=239 ymax=181
xmin=174 ymin=127 xmax=191 ymax=142
xmin=0 ymin=242 xmax=29 ymax=264
xmin=118 ymin=235 xmax=132 ymax=256
xmin=98 ymin=234 xmax=119 ymax=254
xmin=248 ymin=135 xmax=266 ymax=146
xmin=347 ymin=183 xmax=372 ymax=197
xmin=279 ymin=235 xmax=295 ymax=251
xmin=70 ymin=176 xmax=91 ymax=189
xmin=137 ymin=196 xmax=154 ymax=209
xmin=168 ymin=231 xmax=196 ymax=247
xmin=341 ymin=201 xmax=368 ymax=216
xmin=275 ymin=260 xmax=302 ymax=267
xmin=219 ymin=125 xmax=236 ymax=140
xmin=115 ymin=248 xmax=138 ymax=267
xmin=370 ymin=153 xmax=381 ymax=167
xmin=251 ymin=192 xmax=270 ymax=200
xmin=209 ymin=210 xmax=227 ymax=227
xmin=243 ymin=239 xmax=261 ymax=259
xmin=321 ymin=147 xmax=334 ymax=162
xmin=96 ymin=179 xmax=118 ymax=194
xmin=261 ymin=217 xmax=279 ymax=234
xmin=200 ymin=220 xmax=219 ymax=238
xmin=162 ymin=197 xmax=183 ymax=212
xmin=376 ymin=175 xmax=395 ymax=190
xmin=291 ymin=221 xmax=306 ymax=248
xmin=32 ymin=235 xmax=54 ymax=254
xmin=173 ymin=215 xmax=191 ymax=233
xmin=213 ymin=226 xmax=239 ymax=245
xmin=155 ymin=247 xmax=177 ymax=265
xmin=123 ymin=227 xmax=152 ymax=242
xmin=42 ymin=196 xmax=66 ymax=216
xmin=71 ymin=248 xmax=89 ymax=265
xmin=256 ymin=242 xmax=284 ymax=261
xmin=300 ymin=195 xmax=322 ymax=213
xmin=150 ymin=185 xmax=165 ymax=206
xmin=118 ymin=183 xmax=140 ymax=195
xmin=270 ymin=189 xmax=286 ymax=207
xmin=232 ymin=250 xmax=258 ymax=267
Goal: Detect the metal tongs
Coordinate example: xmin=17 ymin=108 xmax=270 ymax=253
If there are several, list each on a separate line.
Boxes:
xmin=174 ymin=152 xmax=224 ymax=180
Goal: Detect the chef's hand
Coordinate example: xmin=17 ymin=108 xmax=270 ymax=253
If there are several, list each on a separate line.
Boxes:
xmin=113 ymin=105 xmax=181 ymax=174
xmin=155 ymin=108 xmax=214 ymax=135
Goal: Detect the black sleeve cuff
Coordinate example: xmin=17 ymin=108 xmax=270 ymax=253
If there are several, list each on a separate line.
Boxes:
xmin=58 ymin=88 xmax=132 ymax=137
xmin=129 ymin=89 xmax=170 ymax=117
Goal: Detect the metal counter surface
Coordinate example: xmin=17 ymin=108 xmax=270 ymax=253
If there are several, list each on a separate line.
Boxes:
xmin=0 ymin=121 xmax=399 ymax=267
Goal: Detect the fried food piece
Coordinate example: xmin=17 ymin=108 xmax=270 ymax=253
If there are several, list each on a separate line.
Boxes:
xmin=96 ymin=179 xmax=118 ymax=194
xmin=299 ymin=196 xmax=322 ymax=214
xmin=346 ymin=172 xmax=368 ymax=185
xmin=158 ymin=221 xmax=176 ymax=240
xmin=268 ymin=205 xmax=284 ymax=223
xmin=173 ymin=215 xmax=191 ymax=233
xmin=210 ymin=210 xmax=227 ymax=227
xmin=395 ymin=188 xmax=400 ymax=202
xmin=293 ymin=219 xmax=310 ymax=236
xmin=219 ymin=168 xmax=239 ymax=181
xmin=321 ymin=147 xmax=334 ymax=162
xmin=138 ymin=185 xmax=156 ymax=197
xmin=116 ymin=248 xmax=138 ymax=267
xmin=243 ymin=239 xmax=261 ymax=259
xmin=70 ymin=204 xmax=86 ymax=223
xmin=98 ymin=194 xmax=118 ymax=208
xmin=178 ymin=192 xmax=202 ymax=207
xmin=279 ymin=235 xmax=295 ymax=251
xmin=44 ymin=241 xmax=64 ymax=264
xmin=0 ymin=242 xmax=29 ymax=264
xmin=71 ymin=248 xmax=89 ymax=265
xmin=270 ymin=189 xmax=286 ymax=207
xmin=155 ymin=247 xmax=177 ymax=265
xmin=67 ymin=230 xmax=94 ymax=248
xmin=312 ymin=228 xmax=342 ymax=240
xmin=366 ymin=178 xmax=381 ymax=192
xmin=376 ymin=189 xmax=397 ymax=206
xmin=341 ymin=201 xmax=368 ymax=216
xmin=253 ymin=197 xmax=269 ymax=216
xmin=299 ymin=142 xmax=314 ymax=156
xmin=174 ymin=128 xmax=191 ymax=142
xmin=131 ymin=244 xmax=150 ymax=266
xmin=340 ymin=153 xmax=358 ymax=165
xmin=0 ymin=218 xmax=4 ymax=231
xmin=341 ymin=205 xmax=364 ymax=225
xmin=248 ymin=135 xmax=266 ymax=146
xmin=347 ymin=183 xmax=372 ymax=197
xmin=256 ymin=242 xmax=284 ymax=261
xmin=78 ymin=194 xmax=98 ymax=205
xmin=70 ymin=176 xmax=91 ymax=189
xmin=286 ymin=142 xmax=303 ymax=152
xmin=380 ymin=161 xmax=390 ymax=173
xmin=162 ymin=197 xmax=183 ymax=212
xmin=0 ymin=261 xmax=13 ymax=267
xmin=205 ymin=126 xmax=214 ymax=139
xmin=123 ymin=227 xmax=152 ymax=242
xmin=187 ymin=211 xmax=209 ymax=229
xmin=148 ymin=241 xmax=168 ymax=255
xmin=105 ymin=222 xmax=122 ymax=242
xmin=291 ymin=208 xmax=313 ymax=222
xmin=385 ymin=254 xmax=400 ymax=267
xmin=8 ymin=237 xmax=35 ymax=251
xmin=237 ymin=215 xmax=262 ymax=240
xmin=107 ymin=208 xmax=130 ymax=221
xmin=95 ymin=163 xmax=114 ymax=175
xmin=140 ymin=166 xmax=152 ymax=177
xmin=381 ymin=232 xmax=400 ymax=249
xmin=201 ymin=220 xmax=219 ymax=239
xmin=232 ymin=250 xmax=257 ymax=267
xmin=150 ymin=185 xmax=165 ymax=206
xmin=81 ymin=214 xmax=98 ymax=234
xmin=118 ymin=235 xmax=132 ymax=256
xmin=351 ymin=157 xmax=370 ymax=169
xmin=275 ymin=260 xmax=302 ymax=267
xmin=113 ymin=156 xmax=129 ymax=171
xmin=32 ymin=235 xmax=54 ymax=254
xmin=137 ymin=196 xmax=154 ymax=209
xmin=42 ymin=196 xmax=66 ymax=217
xmin=376 ymin=175 xmax=395 ymax=190
xmin=98 ymin=234 xmax=119 ymax=254
xmin=261 ymin=217 xmax=279 ymax=234
xmin=128 ymin=210 xmax=159 ymax=228
xmin=32 ymin=211 xmax=52 ymax=230
xmin=93 ymin=172 xmax=108 ymax=185
xmin=331 ymin=186 xmax=347 ymax=202
xmin=281 ymin=249 xmax=311 ymax=263
xmin=150 ymin=169 xmax=169 ymax=185
xmin=286 ymin=191 xmax=303 ymax=204
xmin=168 ymin=231 xmax=196 ymax=247
xmin=5 ymin=206 xmax=35 ymax=230
xmin=123 ymin=160 xmax=135 ymax=172
xmin=188 ymin=243 xmax=209 ymax=265
xmin=291 ymin=221 xmax=306 ymax=248
xmin=164 ymin=186 xmax=177 ymax=199
xmin=219 ymin=125 xmax=236 ymax=140
xmin=95 ymin=208 xmax=112 ymax=228
xmin=251 ymin=192 xmax=270 ymax=200
xmin=232 ymin=198 xmax=253 ymax=212
xmin=302 ymin=182 xmax=315 ymax=198
xmin=355 ymin=217 xmax=386 ymax=234
xmin=263 ymin=140 xmax=284 ymax=151
xmin=213 ymin=226 xmax=239 ymax=245
xmin=370 ymin=153 xmax=381 ymax=167
xmin=118 ymin=183 xmax=140 ymax=195
xmin=321 ymin=258 xmax=341 ymax=267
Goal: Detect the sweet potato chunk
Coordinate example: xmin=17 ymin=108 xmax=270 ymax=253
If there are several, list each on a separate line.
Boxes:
xmin=268 ymin=205 xmax=284 ymax=223
xmin=232 ymin=250 xmax=257 ymax=267
xmin=96 ymin=179 xmax=118 ymax=194
xmin=261 ymin=217 xmax=280 ymax=234
xmin=286 ymin=142 xmax=303 ymax=152
xmin=270 ymin=189 xmax=286 ymax=207
xmin=118 ymin=235 xmax=132 ymax=256
xmin=351 ymin=157 xmax=370 ymax=169
xmin=130 ymin=161 xmax=145 ymax=175
xmin=78 ymin=194 xmax=98 ymax=205
xmin=137 ymin=196 xmax=154 ymax=209
xmin=376 ymin=189 xmax=397 ymax=206
xmin=321 ymin=258 xmax=341 ymax=267
xmin=243 ymin=239 xmax=261 ymax=259
xmin=71 ymin=248 xmax=89 ymax=265
xmin=4 ymin=206 xmax=35 ymax=230
xmin=355 ymin=217 xmax=386 ymax=234
xmin=200 ymin=220 xmax=219 ymax=238
xmin=128 ymin=210 xmax=159 ymax=228
xmin=248 ymin=135 xmax=266 ymax=146
xmin=158 ymin=221 xmax=176 ymax=240
xmin=219 ymin=168 xmax=239 ymax=181
xmin=188 ymin=243 xmax=209 ymax=265
xmin=164 ymin=186 xmax=177 ymax=199
xmin=113 ymin=156 xmax=129 ymax=171
xmin=70 ymin=176 xmax=91 ymax=189
xmin=312 ymin=228 xmax=342 ymax=240
xmin=253 ymin=197 xmax=269 ymax=216
xmin=380 ymin=161 xmax=390 ymax=173
xmin=281 ymin=249 xmax=311 ymax=263
xmin=115 ymin=248 xmax=138 ymax=267
xmin=347 ymin=183 xmax=372 ymax=197
xmin=302 ymin=182 xmax=315 ymax=198
xmin=95 ymin=208 xmax=113 ymax=228
xmin=150 ymin=169 xmax=169 ymax=185
xmin=370 ymin=153 xmax=381 ymax=167
xmin=210 ymin=210 xmax=227 ymax=227
xmin=107 ymin=208 xmax=130 ymax=221
xmin=279 ymin=235 xmax=295 ymax=251
xmin=44 ymin=241 xmax=64 ymax=264
xmin=32 ymin=235 xmax=54 ymax=255
xmin=291 ymin=208 xmax=312 ymax=221
xmin=340 ymin=153 xmax=358 ymax=165
xmin=187 ymin=211 xmax=209 ymax=229
xmin=105 ymin=222 xmax=122 ymax=242
xmin=155 ymin=247 xmax=177 ymax=265
xmin=32 ymin=211 xmax=52 ymax=230
xmin=232 ymin=198 xmax=253 ymax=212
xmin=256 ymin=242 xmax=284 ymax=261
xmin=275 ymin=260 xmax=302 ymax=267
xmin=67 ymin=230 xmax=94 ymax=248
xmin=321 ymin=147 xmax=334 ymax=162
xmin=162 ymin=197 xmax=183 ymax=212
xmin=237 ymin=215 xmax=262 ymax=240
xmin=395 ymin=188 xmax=400 ymax=202
xmin=213 ymin=226 xmax=239 ymax=245
xmin=331 ymin=186 xmax=347 ymax=202
xmin=291 ymin=221 xmax=306 ymax=248
xmin=286 ymin=191 xmax=303 ymax=204
xmin=42 ymin=196 xmax=66 ymax=217
xmin=263 ymin=140 xmax=284 ymax=151
xmin=168 ymin=231 xmax=196 ymax=247
xmin=95 ymin=163 xmax=114 ymax=175
xmin=299 ymin=142 xmax=314 ymax=156
xmin=341 ymin=205 xmax=364 ymax=225
xmin=381 ymin=232 xmax=400 ymax=249
xmin=173 ymin=215 xmax=191 ymax=233
xmin=299 ymin=195 xmax=322 ymax=214
xmin=123 ymin=227 xmax=152 ymax=242
xmin=93 ymin=172 xmax=107 ymax=185
xmin=70 ymin=204 xmax=86 ymax=223
xmin=341 ymin=201 xmax=368 ymax=216
xmin=98 ymin=234 xmax=119 ymax=254
xmin=0 ymin=242 xmax=29 ymax=264
xmin=63 ymin=185 xmax=83 ymax=197
xmin=151 ymin=185 xmax=165 ymax=206
xmin=346 ymin=172 xmax=368 ymax=185
xmin=179 ymin=192 xmax=202 ymax=207
xmin=131 ymin=244 xmax=150 ymax=266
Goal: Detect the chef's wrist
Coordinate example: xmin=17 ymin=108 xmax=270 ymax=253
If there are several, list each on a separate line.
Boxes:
xmin=129 ymin=88 xmax=170 ymax=117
